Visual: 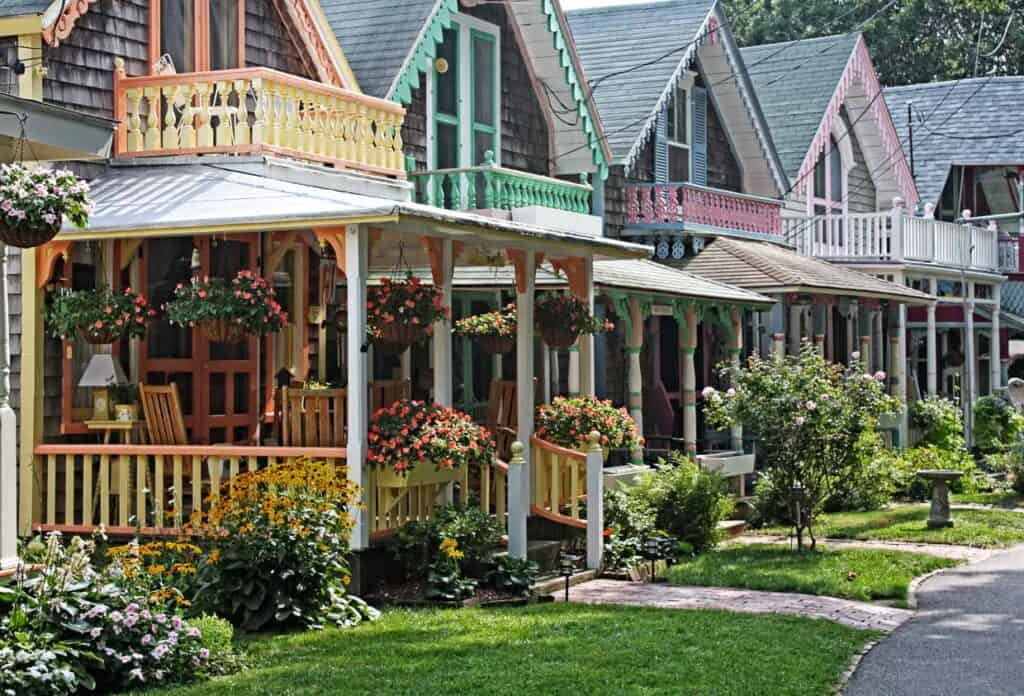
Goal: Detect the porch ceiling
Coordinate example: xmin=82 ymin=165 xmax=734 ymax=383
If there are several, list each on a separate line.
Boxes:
xmin=55 ymin=160 xmax=652 ymax=260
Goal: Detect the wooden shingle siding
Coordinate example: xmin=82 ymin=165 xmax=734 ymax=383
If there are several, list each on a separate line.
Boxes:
xmin=842 ymin=107 xmax=877 ymax=213
xmin=603 ymin=137 xmax=655 ymax=240
xmin=705 ymin=86 xmax=742 ymax=193
xmin=43 ymin=0 xmax=149 ymax=118
xmin=246 ymin=0 xmax=313 ymax=77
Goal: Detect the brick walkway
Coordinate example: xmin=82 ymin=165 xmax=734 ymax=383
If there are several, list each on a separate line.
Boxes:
xmin=565 ymin=579 xmax=912 ymax=632
xmin=733 ymin=535 xmax=993 ymax=562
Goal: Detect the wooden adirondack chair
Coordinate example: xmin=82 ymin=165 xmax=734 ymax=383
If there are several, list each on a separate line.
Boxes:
xmin=139 ymin=384 xmax=189 ymax=445
xmin=280 ymin=387 xmax=347 ymax=447
xmin=485 ymin=380 xmax=517 ymax=461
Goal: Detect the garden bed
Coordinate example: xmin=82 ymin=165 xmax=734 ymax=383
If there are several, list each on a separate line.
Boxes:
xmin=368 ymin=579 xmax=542 ymax=609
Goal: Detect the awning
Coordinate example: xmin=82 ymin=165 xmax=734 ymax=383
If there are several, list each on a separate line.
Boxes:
xmin=681 ymin=237 xmax=935 ymax=305
xmin=0 ymin=92 xmax=114 ymax=161
xmin=55 ymin=159 xmax=652 ymax=261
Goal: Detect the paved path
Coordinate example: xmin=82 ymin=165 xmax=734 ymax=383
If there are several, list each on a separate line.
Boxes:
xmin=565 ymin=578 xmax=912 ymax=633
xmin=845 ymin=544 xmax=1024 ymax=696
xmin=734 ymin=535 xmax=993 ymax=562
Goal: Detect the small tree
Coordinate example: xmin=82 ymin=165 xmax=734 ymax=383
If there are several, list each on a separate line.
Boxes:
xmin=704 ymin=344 xmax=899 ymax=550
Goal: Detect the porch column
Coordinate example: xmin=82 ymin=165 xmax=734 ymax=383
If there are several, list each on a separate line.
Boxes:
xmin=965 ymin=285 xmax=977 ymax=441
xmin=0 ymin=242 xmax=16 ymax=568
xmin=873 ymin=310 xmax=885 ymax=378
xmin=578 ymin=257 xmax=596 ymax=397
xmin=846 ymin=300 xmax=859 ymax=361
xmin=682 ymin=304 xmax=698 ymax=455
xmin=432 ymin=240 xmax=454 ymax=407
xmin=493 ymin=290 xmax=503 ymax=380
xmin=729 ymin=307 xmax=743 ymax=453
xmin=992 ymin=283 xmax=1002 ymax=394
xmin=551 ymin=348 xmax=560 ymax=397
xmin=788 ymin=303 xmax=802 ymax=355
xmin=511 ymin=250 xmax=536 ymax=560
xmin=627 ymin=298 xmax=644 ymax=463
xmin=751 ymin=310 xmax=762 ymax=357
xmin=926 ymin=301 xmax=938 ymax=396
xmin=345 ymin=225 xmax=370 ymax=550
xmin=813 ymin=303 xmax=826 ymax=356
xmin=767 ymin=298 xmax=785 ymax=359
xmin=891 ymin=303 xmax=909 ymax=447
xmin=19 ymin=247 xmax=44 ymax=535
xmin=567 ymin=346 xmax=580 ymax=396
xmin=859 ymin=307 xmax=873 ymax=371
xmin=542 ymin=343 xmax=552 ymax=403
xmin=825 ymin=303 xmax=834 ymax=361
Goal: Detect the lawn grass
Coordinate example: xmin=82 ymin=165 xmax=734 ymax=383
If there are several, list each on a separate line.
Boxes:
xmin=953 ymin=491 xmax=1024 ymax=508
xmin=142 ymin=604 xmax=876 ymax=696
xmin=757 ymin=504 xmax=1024 ymax=547
xmin=669 ymin=543 xmax=958 ymax=605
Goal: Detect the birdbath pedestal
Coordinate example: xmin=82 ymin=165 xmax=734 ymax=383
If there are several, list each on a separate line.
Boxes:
xmin=916 ymin=469 xmax=964 ymax=528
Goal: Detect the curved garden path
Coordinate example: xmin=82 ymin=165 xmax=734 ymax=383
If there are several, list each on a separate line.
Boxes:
xmin=565 ymin=579 xmax=911 ymax=632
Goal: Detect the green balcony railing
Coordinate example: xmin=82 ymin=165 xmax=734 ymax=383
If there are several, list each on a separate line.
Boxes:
xmin=407 ymin=152 xmax=592 ymax=214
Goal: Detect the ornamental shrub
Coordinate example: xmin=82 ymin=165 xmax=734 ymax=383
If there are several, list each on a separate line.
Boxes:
xmin=368 ymin=400 xmax=496 ymax=475
xmin=190 ymin=614 xmax=243 ymax=677
xmin=454 ymin=303 xmax=516 ymax=337
xmin=45 ymin=286 xmax=156 ymax=342
xmin=366 ymin=273 xmax=447 ymax=343
xmin=394 ymin=504 xmax=503 ymax=579
xmin=912 ymin=396 xmax=965 ymax=451
xmin=535 ymin=396 xmax=640 ymax=451
xmin=164 ymin=269 xmax=288 ymax=336
xmin=704 ymin=345 xmax=899 ymax=549
xmin=973 ymin=395 xmax=1024 ymax=455
xmin=823 ymin=429 xmax=900 ymax=513
xmin=189 ymin=458 xmax=362 ymax=632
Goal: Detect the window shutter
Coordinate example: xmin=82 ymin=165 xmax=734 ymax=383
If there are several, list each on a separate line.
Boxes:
xmin=654 ymin=102 xmax=669 ymax=183
xmin=691 ymin=86 xmax=708 ymax=186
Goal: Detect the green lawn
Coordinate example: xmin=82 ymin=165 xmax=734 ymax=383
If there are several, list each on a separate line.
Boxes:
xmin=757 ymin=504 xmax=1024 ymax=547
xmin=143 ymin=605 xmax=875 ymax=696
xmin=953 ymin=491 xmax=1024 ymax=508
xmin=669 ymin=543 xmax=958 ymax=605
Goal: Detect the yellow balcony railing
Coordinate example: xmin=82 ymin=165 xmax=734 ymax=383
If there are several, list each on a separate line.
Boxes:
xmin=113 ymin=59 xmax=406 ymax=179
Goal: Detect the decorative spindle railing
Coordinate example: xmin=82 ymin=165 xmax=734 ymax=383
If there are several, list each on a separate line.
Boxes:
xmin=113 ymin=60 xmax=407 ymax=178
xmin=625 ymin=183 xmax=783 ymax=236
xmin=999 ymin=237 xmax=1020 ymax=273
xmin=529 ymin=436 xmax=590 ymax=528
xmin=30 ymin=444 xmax=347 ymax=535
xmin=408 ymin=153 xmax=592 ymax=214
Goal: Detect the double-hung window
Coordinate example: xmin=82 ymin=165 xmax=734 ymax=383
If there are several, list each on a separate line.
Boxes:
xmin=665 ymin=85 xmax=690 ymax=182
xmin=151 ymin=0 xmax=245 ymax=72
xmin=812 ymin=136 xmax=845 ymax=215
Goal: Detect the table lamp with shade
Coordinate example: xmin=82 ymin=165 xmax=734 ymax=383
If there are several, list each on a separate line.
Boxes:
xmin=78 ymin=354 xmax=128 ymax=420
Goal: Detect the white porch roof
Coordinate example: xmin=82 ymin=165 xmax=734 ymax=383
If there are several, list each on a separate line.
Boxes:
xmin=57 ymin=158 xmax=651 ymax=260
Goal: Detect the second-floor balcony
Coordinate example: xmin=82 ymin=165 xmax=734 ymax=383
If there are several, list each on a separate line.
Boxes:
xmin=625 ymin=182 xmax=784 ymax=238
xmin=113 ymin=61 xmax=407 ymax=179
xmin=787 ymin=211 xmax=1015 ymax=274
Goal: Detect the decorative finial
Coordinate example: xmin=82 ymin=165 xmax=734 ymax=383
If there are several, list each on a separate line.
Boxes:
xmin=587 ymin=430 xmax=602 ymax=451
xmin=484 ymin=150 xmax=496 ymax=166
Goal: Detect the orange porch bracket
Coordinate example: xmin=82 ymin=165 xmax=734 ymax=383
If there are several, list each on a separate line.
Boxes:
xmin=313 ymin=226 xmax=346 ymax=271
xmin=550 ymin=257 xmax=587 ymax=299
xmin=420 ymin=236 xmax=464 ymax=286
xmin=506 ymin=249 xmax=545 ymax=294
xmin=36 ymin=240 xmax=72 ymax=289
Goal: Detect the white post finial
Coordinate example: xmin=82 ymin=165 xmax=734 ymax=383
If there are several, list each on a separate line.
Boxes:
xmin=988 ymin=220 xmax=998 ymax=233
xmin=923 ymin=202 xmax=936 ymax=219
xmin=892 ymin=196 xmax=905 ymax=210
xmin=962 ymin=209 xmax=972 ymax=220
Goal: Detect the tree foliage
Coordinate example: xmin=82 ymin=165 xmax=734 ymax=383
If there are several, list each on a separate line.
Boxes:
xmin=725 ymin=0 xmax=1023 ymax=86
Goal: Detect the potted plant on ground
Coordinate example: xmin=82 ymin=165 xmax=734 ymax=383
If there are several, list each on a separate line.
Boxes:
xmin=368 ymin=399 xmax=496 ymax=487
xmin=0 ymin=164 xmax=92 ymax=247
xmin=534 ymin=292 xmax=613 ymax=348
xmin=534 ymin=395 xmax=640 ymax=455
xmin=366 ymin=274 xmax=447 ymax=352
xmin=454 ymin=304 xmax=516 ymax=354
xmin=45 ymin=286 xmax=155 ymax=344
xmin=164 ymin=269 xmax=287 ymax=343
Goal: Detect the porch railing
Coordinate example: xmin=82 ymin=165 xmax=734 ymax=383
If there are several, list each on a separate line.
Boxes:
xmin=530 ymin=436 xmax=589 ymax=528
xmin=30 ymin=444 xmax=347 ymax=535
xmin=624 ymin=182 xmax=784 ymax=237
xmin=113 ymin=62 xmax=407 ymax=178
xmin=408 ymin=154 xmax=592 ymax=214
xmin=999 ymin=237 xmax=1020 ymax=273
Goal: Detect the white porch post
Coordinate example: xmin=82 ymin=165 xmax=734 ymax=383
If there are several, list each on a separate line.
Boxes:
xmin=825 ymin=303 xmax=834 ymax=361
xmin=510 ymin=250 xmax=536 ymax=560
xmin=729 ymin=307 xmax=743 ymax=452
xmin=873 ymin=310 xmax=885 ymax=377
xmin=432 ymin=240 xmax=454 ymax=407
xmin=345 ymin=225 xmax=369 ymax=550
xmin=542 ymin=343 xmax=552 ymax=403
xmin=813 ymin=303 xmax=826 ymax=356
xmin=567 ymin=346 xmax=580 ymax=396
xmin=493 ymin=290 xmax=503 ymax=380
xmin=897 ymin=303 xmax=909 ymax=447
xmin=585 ymin=432 xmax=604 ymax=570
xmin=627 ymin=298 xmax=644 ymax=464
xmin=992 ymin=283 xmax=1002 ymax=394
xmin=965 ymin=282 xmax=976 ymax=441
xmin=0 ymin=243 xmax=16 ymax=569
xmin=788 ymin=303 xmax=802 ymax=355
xmin=578 ymin=257 xmax=596 ymax=397
xmin=682 ymin=304 xmax=698 ymax=455
xmin=846 ymin=300 xmax=859 ymax=361
xmin=926 ymin=312 xmax=938 ymax=397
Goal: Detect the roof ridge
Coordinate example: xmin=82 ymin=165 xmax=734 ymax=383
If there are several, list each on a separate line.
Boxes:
xmin=740 ymin=31 xmax=860 ymax=52
xmin=566 ymin=0 xmax=694 ymax=16
xmin=884 ymin=75 xmax=1024 ymax=92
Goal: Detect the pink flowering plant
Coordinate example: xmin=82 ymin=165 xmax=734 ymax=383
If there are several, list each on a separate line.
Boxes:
xmin=454 ymin=303 xmax=516 ymax=338
xmin=45 ymin=286 xmax=155 ymax=341
xmin=368 ymin=399 xmax=496 ymax=475
xmin=703 ymin=344 xmax=899 ymax=550
xmin=0 ymin=163 xmax=91 ymax=231
xmin=535 ymin=293 xmax=613 ymax=335
xmin=164 ymin=269 xmax=287 ymax=336
xmin=534 ymin=396 xmax=640 ymax=451
xmin=366 ymin=274 xmax=447 ymax=344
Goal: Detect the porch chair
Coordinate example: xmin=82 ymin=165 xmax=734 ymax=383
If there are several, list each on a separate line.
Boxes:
xmin=280 ymin=387 xmax=347 ymax=447
xmin=369 ymin=379 xmax=411 ymax=413
xmin=484 ymin=380 xmax=517 ymax=462
xmin=139 ymin=383 xmax=188 ymax=445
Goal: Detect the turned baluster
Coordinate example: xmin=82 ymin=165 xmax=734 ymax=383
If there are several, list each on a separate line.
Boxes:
xmin=161 ymin=84 xmax=181 ymax=150
xmin=196 ymin=81 xmax=214 ymax=147
xmin=126 ymin=88 xmax=144 ymax=152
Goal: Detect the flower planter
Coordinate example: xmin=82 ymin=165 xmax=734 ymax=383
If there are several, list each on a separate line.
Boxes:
xmin=198 ymin=318 xmax=248 ymax=344
xmin=375 ymin=464 xmax=461 ymax=489
xmin=373 ymin=323 xmax=424 ymax=352
xmin=78 ymin=326 xmax=120 ymax=345
xmin=540 ymin=325 xmax=580 ymax=349
xmin=0 ymin=219 xmax=61 ymax=249
xmin=476 ymin=334 xmax=515 ymax=354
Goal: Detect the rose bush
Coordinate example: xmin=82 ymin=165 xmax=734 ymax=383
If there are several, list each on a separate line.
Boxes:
xmin=368 ymin=400 xmax=496 ymax=475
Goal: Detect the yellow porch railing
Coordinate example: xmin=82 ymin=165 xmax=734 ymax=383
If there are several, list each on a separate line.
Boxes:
xmin=31 ymin=444 xmax=347 ymax=535
xmin=113 ymin=61 xmax=406 ymax=179
xmin=530 ymin=436 xmax=590 ymax=529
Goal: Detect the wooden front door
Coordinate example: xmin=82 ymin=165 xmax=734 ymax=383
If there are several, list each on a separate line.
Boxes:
xmin=140 ymin=235 xmax=260 ymax=444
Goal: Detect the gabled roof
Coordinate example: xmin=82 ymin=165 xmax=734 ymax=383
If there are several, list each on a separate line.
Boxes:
xmin=884 ymin=77 xmax=1024 ymax=207
xmin=680 ymin=237 xmax=934 ymax=304
xmin=741 ymin=33 xmax=918 ymax=206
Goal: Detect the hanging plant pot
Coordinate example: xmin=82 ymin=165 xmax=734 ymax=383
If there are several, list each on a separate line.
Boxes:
xmin=78 ymin=326 xmax=120 ymax=345
xmin=540 ymin=325 xmax=580 ymax=349
xmin=373 ymin=322 xmax=423 ymax=352
xmin=477 ymin=334 xmax=515 ymax=354
xmin=198 ymin=318 xmax=248 ymax=344
xmin=0 ymin=219 xmax=61 ymax=249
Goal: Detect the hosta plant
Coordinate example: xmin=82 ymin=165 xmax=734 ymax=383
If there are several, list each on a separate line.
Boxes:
xmin=368 ymin=400 xmax=496 ymax=475
xmin=45 ymin=286 xmax=155 ymax=343
xmin=534 ymin=396 xmax=640 ymax=452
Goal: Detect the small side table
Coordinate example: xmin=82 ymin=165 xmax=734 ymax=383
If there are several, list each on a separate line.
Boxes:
xmin=85 ymin=419 xmax=146 ymax=444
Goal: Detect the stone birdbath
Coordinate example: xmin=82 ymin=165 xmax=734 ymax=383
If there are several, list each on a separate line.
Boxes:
xmin=916 ymin=469 xmax=964 ymax=528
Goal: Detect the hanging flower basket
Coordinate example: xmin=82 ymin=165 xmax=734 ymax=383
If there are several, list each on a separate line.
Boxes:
xmin=535 ymin=293 xmax=613 ymax=349
xmin=165 ymin=269 xmax=288 ymax=342
xmin=45 ymin=286 xmax=154 ymax=344
xmin=455 ymin=304 xmax=516 ymax=354
xmin=367 ymin=274 xmax=447 ymax=352
xmin=0 ymin=164 xmax=91 ymax=248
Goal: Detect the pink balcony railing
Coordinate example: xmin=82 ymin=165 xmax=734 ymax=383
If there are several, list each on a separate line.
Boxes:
xmin=625 ymin=183 xmax=783 ymax=236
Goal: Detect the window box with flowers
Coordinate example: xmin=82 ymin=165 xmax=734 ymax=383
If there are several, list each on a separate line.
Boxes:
xmin=367 ymin=274 xmax=447 ymax=352
xmin=0 ymin=163 xmax=91 ymax=248
xmin=535 ymin=293 xmax=613 ymax=348
xmin=45 ymin=286 xmax=155 ymax=344
xmin=454 ymin=304 xmax=516 ymax=354
xmin=369 ymin=400 xmax=496 ymax=489
xmin=164 ymin=270 xmax=288 ymax=343
xmin=535 ymin=396 xmax=640 ymax=456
